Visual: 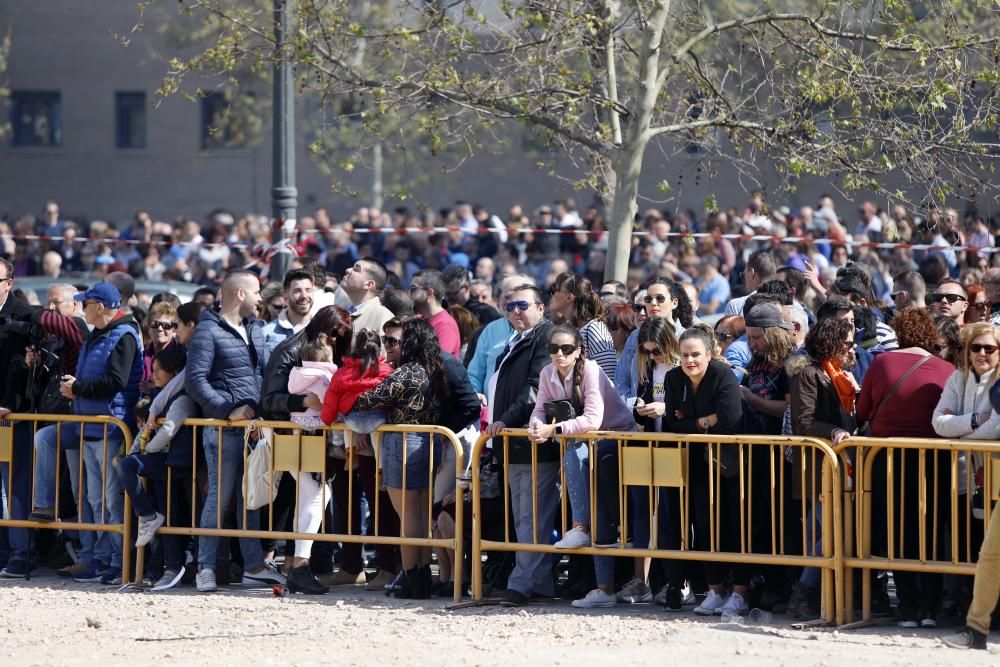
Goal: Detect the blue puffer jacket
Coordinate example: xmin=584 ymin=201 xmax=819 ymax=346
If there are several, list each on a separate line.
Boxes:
xmin=75 ymin=318 xmax=143 ymax=439
xmin=184 ymin=309 xmax=267 ymax=419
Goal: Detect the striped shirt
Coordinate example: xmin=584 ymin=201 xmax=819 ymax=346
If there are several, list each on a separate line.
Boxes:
xmin=580 ymin=318 xmax=618 ymax=382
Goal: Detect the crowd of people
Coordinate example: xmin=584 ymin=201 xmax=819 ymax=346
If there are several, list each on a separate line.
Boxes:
xmin=1 ymin=192 xmax=1000 ymax=650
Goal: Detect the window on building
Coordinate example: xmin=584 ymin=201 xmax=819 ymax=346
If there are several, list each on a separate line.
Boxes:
xmin=201 ymin=92 xmax=252 ymax=150
xmin=10 ymin=91 xmax=62 ymax=147
xmin=115 ymin=92 xmax=147 ymax=149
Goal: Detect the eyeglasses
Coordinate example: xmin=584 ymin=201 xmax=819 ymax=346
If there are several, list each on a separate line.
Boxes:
xmin=929 ymin=292 xmax=967 ymax=304
xmin=381 ymin=334 xmax=401 ymax=348
xmin=632 ymin=304 xmax=646 ymax=313
xmin=932 ymin=343 xmax=949 ymax=353
xmin=640 ymin=345 xmax=664 ymax=356
xmin=643 ymin=294 xmax=668 ymax=305
xmin=409 ymin=285 xmax=426 ymax=294
xmin=149 ymin=320 xmax=178 ymax=331
xmin=715 ymin=332 xmax=735 ymax=342
xmin=505 ymin=300 xmax=538 ymax=313
xmin=971 ymin=343 xmax=999 ymax=354
xmin=0 ymin=275 xmax=11 ymax=282
xmin=548 ymin=343 xmax=579 ymax=356
xmin=841 ymin=339 xmax=857 ymax=351
xmin=974 ymin=302 xmax=990 ymax=312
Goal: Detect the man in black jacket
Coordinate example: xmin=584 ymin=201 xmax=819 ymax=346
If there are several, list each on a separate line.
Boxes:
xmin=0 ymin=259 xmax=36 ymax=577
xmin=484 ymin=284 xmax=556 ymax=607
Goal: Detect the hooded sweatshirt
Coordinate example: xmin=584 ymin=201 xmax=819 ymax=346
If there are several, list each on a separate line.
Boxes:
xmin=287 ymin=360 xmax=338 ymax=421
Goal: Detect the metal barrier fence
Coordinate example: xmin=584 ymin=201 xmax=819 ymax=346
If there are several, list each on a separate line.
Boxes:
xmin=128 ymin=419 xmax=467 ymax=602
xmin=470 ymin=429 xmax=844 ymax=625
xmin=0 ymin=413 xmax=135 ymax=580
xmin=836 ymin=436 xmax=1000 ymax=626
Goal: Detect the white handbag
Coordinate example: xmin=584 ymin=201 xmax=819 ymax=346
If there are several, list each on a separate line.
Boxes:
xmin=243 ymin=424 xmax=280 ymax=511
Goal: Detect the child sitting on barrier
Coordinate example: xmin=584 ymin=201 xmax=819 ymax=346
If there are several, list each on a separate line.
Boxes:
xmin=116 ymin=345 xmax=199 ymax=591
xmin=320 ymin=328 xmax=392 ymax=461
xmin=287 ymin=340 xmax=339 ymax=431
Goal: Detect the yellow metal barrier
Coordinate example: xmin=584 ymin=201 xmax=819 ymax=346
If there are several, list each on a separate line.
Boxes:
xmin=470 ymin=429 xmax=844 ymax=625
xmin=128 ymin=419 xmax=466 ymax=602
xmin=0 ymin=413 xmax=135 ymax=580
xmin=836 ymin=436 xmax=1000 ymax=626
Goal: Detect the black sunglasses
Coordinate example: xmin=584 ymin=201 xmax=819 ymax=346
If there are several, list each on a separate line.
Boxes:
xmin=932 ymin=343 xmax=949 ymax=353
xmin=715 ymin=332 xmax=735 ymax=342
xmin=506 ymin=300 xmax=538 ymax=313
xmin=381 ymin=334 xmax=401 ymax=348
xmin=640 ymin=345 xmax=664 ymax=356
xmin=929 ymin=292 xmax=967 ymax=304
xmin=971 ymin=343 xmax=999 ymax=354
xmin=149 ymin=320 xmax=178 ymax=331
xmin=548 ymin=343 xmax=579 ymax=356
xmin=632 ymin=304 xmax=646 ymax=313
xmin=643 ymin=294 xmax=668 ymax=305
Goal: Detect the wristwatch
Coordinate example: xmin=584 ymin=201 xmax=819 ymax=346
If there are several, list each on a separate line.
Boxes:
xmin=555 ymin=425 xmax=563 ymax=436
xmin=972 ymin=413 xmax=979 ymax=430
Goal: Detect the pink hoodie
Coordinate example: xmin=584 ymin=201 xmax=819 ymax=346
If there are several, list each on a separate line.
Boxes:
xmin=288 ymin=360 xmax=338 ymax=420
xmin=530 ymin=359 xmax=636 ymax=435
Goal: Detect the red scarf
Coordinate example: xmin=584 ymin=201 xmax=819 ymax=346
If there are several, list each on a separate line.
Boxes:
xmin=821 ymin=359 xmax=855 ymax=414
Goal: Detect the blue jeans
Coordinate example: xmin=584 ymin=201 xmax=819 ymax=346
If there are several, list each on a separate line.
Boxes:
xmin=197 ymin=426 xmax=263 ymax=570
xmin=343 ymin=409 xmax=387 ymax=434
xmin=34 ymin=423 xmax=121 ymax=567
xmin=0 ymin=422 xmax=34 ymax=564
xmin=562 ymin=440 xmax=618 ymax=586
xmin=117 ymin=452 xmax=167 ymax=518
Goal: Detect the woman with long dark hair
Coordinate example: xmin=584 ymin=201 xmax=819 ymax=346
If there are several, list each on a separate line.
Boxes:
xmin=548 ymin=272 xmax=618 ymax=379
xmin=354 ymin=318 xmax=447 ymax=599
xmin=527 ymin=324 xmax=635 ymax=607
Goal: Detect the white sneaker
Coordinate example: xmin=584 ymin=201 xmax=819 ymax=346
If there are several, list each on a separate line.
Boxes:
xmin=152 ymin=566 xmax=185 ymax=592
xmin=241 ymin=561 xmax=286 ymax=586
xmin=135 ymin=512 xmax=165 ymax=547
xmin=694 ymin=589 xmax=726 ymax=615
xmin=716 ymin=591 xmax=749 ymax=615
xmin=571 ymin=589 xmax=617 ymax=608
xmin=196 ymin=568 xmax=217 ymax=593
xmin=616 ymin=577 xmax=653 ymax=604
xmin=554 ymin=526 xmax=591 ymax=549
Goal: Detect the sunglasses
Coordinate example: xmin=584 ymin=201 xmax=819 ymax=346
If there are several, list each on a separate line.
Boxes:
xmin=505 ymin=300 xmax=538 ymax=313
xmin=643 ymin=294 xmax=668 ymax=305
xmin=929 ymin=292 xmax=967 ymax=304
xmin=841 ymin=339 xmax=857 ymax=351
xmin=890 ymin=291 xmax=907 ymax=300
xmin=632 ymin=304 xmax=646 ymax=313
xmin=640 ymin=345 xmax=664 ymax=356
xmin=932 ymin=343 xmax=949 ymax=353
xmin=971 ymin=343 xmax=999 ymax=354
xmin=715 ymin=332 xmax=735 ymax=342
xmin=548 ymin=343 xmax=579 ymax=356
xmin=149 ymin=320 xmax=178 ymax=331
xmin=381 ymin=334 xmax=401 ymax=348
xmin=974 ymin=302 xmax=990 ymax=312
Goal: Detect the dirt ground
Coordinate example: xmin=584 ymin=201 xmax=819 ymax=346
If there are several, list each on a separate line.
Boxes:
xmin=0 ymin=573 xmax=995 ymax=666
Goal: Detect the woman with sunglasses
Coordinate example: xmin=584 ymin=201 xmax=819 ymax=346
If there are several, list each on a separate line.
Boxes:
xmin=548 ymin=273 xmax=618 ymax=380
xmin=141 ymin=301 xmax=180 ymax=396
xmin=527 ymin=325 xmax=635 ymax=608
xmin=933 ymin=315 xmax=963 ymax=367
xmin=965 ymin=284 xmax=991 ymax=324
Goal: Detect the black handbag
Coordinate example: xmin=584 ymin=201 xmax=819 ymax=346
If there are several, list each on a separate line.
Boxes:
xmin=543 ymin=373 xmax=582 ymax=428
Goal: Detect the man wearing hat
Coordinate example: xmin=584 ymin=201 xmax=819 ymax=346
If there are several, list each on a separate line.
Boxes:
xmin=30 ymin=281 xmax=144 ymax=585
xmin=741 ymin=303 xmax=796 ymax=436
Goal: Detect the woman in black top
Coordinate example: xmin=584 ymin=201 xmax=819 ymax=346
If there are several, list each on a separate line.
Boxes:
xmin=663 ymin=328 xmax=745 ymax=616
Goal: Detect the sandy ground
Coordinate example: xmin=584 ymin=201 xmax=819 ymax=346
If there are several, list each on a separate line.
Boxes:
xmin=0 ymin=574 xmax=995 ymax=666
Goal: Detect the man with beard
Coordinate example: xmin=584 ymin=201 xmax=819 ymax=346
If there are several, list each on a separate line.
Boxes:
xmin=261 ymin=269 xmax=315 ymax=355
xmin=410 ymin=269 xmax=461 ymax=356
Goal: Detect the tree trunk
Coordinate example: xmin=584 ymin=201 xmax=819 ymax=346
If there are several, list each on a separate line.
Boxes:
xmin=604 ymin=138 xmax=647 ymax=283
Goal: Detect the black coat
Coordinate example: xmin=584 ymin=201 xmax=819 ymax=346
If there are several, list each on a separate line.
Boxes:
xmin=0 ymin=294 xmax=35 ymax=412
xmin=662 ymin=360 xmax=744 ymax=436
xmin=261 ymin=329 xmax=307 ymax=421
xmin=491 ymin=319 xmax=556 ymax=464
xmin=439 ymin=353 xmax=482 ymax=434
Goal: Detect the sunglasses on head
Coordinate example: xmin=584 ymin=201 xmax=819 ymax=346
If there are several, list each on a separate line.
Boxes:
xmin=149 ymin=320 xmax=177 ymax=331
xmin=971 ymin=343 xmax=999 ymax=354
xmin=929 ymin=292 xmax=967 ymax=304
xmin=640 ymin=344 xmax=664 ymax=356
xmin=548 ymin=343 xmax=579 ymax=356
xmin=643 ymin=294 xmax=668 ymax=305
xmin=381 ymin=334 xmax=401 ymax=348
xmin=505 ymin=300 xmax=537 ymax=313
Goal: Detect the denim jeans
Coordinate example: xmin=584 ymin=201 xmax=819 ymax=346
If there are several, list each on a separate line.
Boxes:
xmin=562 ymin=440 xmax=618 ymax=586
xmin=117 ymin=452 xmax=167 ymax=518
xmin=34 ymin=423 xmax=121 ymax=567
xmin=197 ymin=426 xmax=263 ymax=571
xmin=0 ymin=422 xmax=34 ymax=563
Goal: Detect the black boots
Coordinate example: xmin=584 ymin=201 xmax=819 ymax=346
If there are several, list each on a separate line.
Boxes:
xmin=392 ymin=565 xmax=433 ymax=599
xmin=287 ymin=565 xmax=329 ymax=595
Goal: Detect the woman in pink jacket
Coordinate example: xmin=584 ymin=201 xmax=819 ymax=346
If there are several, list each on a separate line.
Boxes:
xmin=527 ymin=324 xmax=636 ymax=608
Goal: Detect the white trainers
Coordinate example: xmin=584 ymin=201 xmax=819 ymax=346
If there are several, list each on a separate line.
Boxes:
xmin=616 ymin=577 xmax=653 ymax=604
xmin=716 ymin=591 xmax=749 ymax=615
xmin=135 ymin=512 xmax=165 ymax=547
xmin=196 ymin=568 xmax=217 ymax=593
xmin=694 ymin=589 xmax=726 ymax=615
xmin=571 ymin=588 xmax=617 ymax=608
xmin=554 ymin=526 xmax=591 ymax=549
xmin=152 ymin=566 xmax=186 ymax=592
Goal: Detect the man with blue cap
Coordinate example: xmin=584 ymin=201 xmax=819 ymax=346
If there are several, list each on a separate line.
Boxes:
xmin=29 ymin=281 xmax=143 ymax=586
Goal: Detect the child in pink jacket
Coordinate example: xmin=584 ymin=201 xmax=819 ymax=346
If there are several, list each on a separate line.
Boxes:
xmin=287 ymin=341 xmax=338 ymax=430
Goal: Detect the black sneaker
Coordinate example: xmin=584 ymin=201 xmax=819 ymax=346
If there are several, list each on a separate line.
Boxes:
xmin=941 ymin=626 xmax=988 ymax=650
xmin=501 ymin=589 xmax=529 ymax=607
xmin=663 ymin=587 xmax=683 ymax=611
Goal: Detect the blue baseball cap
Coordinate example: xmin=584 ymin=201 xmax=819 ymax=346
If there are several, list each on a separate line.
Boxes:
xmin=73 ymin=282 xmax=122 ymax=309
